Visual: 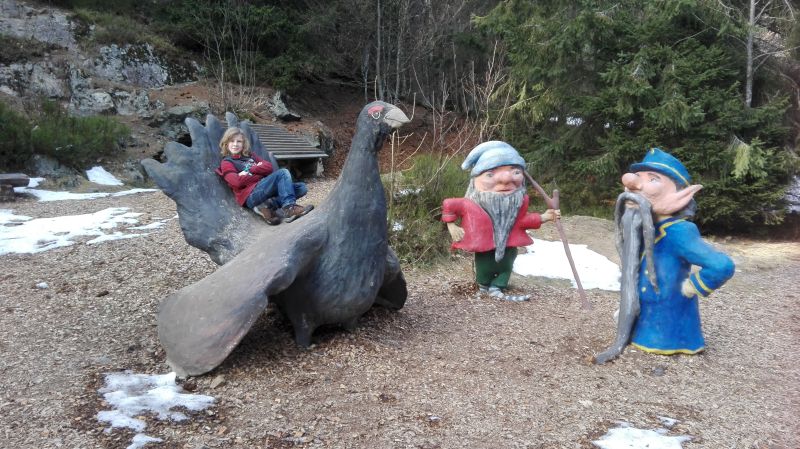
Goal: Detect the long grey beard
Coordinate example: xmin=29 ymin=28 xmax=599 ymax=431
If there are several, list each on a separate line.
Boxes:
xmin=466 ymin=180 xmax=525 ymax=262
xmin=594 ymin=191 xmax=656 ymax=364
xmin=614 ymin=192 xmax=657 ymax=292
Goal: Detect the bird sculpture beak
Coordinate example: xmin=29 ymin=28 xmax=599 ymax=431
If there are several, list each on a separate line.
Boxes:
xmin=383 ymin=107 xmax=410 ymax=129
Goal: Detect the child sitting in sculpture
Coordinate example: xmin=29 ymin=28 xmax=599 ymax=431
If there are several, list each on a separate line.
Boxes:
xmin=218 ymin=127 xmax=313 ymax=225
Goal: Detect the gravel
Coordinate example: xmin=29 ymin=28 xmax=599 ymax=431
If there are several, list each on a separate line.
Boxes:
xmin=1 ymin=180 xmax=798 ymax=449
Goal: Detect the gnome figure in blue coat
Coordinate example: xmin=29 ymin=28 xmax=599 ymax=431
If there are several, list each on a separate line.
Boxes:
xmin=442 ymin=141 xmax=559 ymax=302
xmin=594 ymin=148 xmax=735 ymax=364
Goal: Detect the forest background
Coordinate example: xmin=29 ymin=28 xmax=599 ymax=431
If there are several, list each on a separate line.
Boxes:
xmin=2 ymin=0 xmax=799 ymax=252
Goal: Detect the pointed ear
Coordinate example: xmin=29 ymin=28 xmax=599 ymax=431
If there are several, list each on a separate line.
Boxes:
xmin=673 ymin=184 xmax=703 ymax=210
xmin=685 ymin=184 xmax=703 ymax=197
xmin=652 ymin=184 xmax=703 ymax=216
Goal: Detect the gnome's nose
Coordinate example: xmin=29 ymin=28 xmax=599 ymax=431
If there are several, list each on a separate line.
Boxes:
xmin=497 ymin=171 xmax=514 ymax=184
xmin=494 ymin=170 xmax=520 ymax=192
xmin=621 ymin=172 xmax=641 ymax=191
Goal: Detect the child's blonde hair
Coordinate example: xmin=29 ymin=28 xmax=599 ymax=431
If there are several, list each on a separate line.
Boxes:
xmin=219 ymin=127 xmax=251 ymax=157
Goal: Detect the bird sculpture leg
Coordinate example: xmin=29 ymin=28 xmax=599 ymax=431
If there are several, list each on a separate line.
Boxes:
xmin=375 ymin=248 xmax=408 ymax=309
xmin=292 ymin=314 xmax=314 ymax=348
xmin=342 ymin=317 xmax=361 ymax=331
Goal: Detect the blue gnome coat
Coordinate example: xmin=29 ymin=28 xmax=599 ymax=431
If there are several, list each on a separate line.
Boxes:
xmin=631 ymin=217 xmax=735 ymax=354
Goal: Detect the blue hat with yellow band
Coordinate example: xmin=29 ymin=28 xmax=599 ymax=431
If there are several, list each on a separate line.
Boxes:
xmin=629 ymin=148 xmax=691 ymax=187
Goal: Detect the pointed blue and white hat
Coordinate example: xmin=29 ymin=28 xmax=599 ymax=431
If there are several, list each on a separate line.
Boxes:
xmin=461 ymin=141 xmax=526 ymax=177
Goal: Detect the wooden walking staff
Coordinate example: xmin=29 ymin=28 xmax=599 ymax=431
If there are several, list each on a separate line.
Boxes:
xmin=524 ymin=172 xmax=591 ymax=310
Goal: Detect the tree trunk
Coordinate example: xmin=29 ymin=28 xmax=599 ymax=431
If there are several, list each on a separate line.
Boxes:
xmin=395 ymin=4 xmax=403 ymax=103
xmin=362 ymin=46 xmax=370 ymax=102
xmin=745 ymin=0 xmax=755 ymax=108
xmin=376 ymin=0 xmax=383 ymax=100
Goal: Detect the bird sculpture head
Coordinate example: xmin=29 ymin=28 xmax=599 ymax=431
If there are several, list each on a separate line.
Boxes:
xmin=361 ymin=101 xmax=410 ymax=145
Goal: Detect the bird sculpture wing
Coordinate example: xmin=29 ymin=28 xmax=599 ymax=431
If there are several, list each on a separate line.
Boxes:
xmin=141 ymin=114 xmax=272 ymax=265
xmin=158 ymin=216 xmax=327 ymax=376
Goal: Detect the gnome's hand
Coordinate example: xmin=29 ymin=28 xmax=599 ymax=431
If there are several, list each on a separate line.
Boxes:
xmin=681 ymin=279 xmax=698 ymax=298
xmin=447 ymin=222 xmax=465 ymax=242
xmin=541 ymin=209 xmax=561 ymax=223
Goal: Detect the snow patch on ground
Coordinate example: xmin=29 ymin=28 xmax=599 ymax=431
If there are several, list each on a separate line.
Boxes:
xmin=514 ymin=238 xmax=621 ymax=291
xmin=15 ymin=187 xmax=157 ymax=202
xmin=592 ymin=422 xmax=691 ymax=449
xmin=0 ymin=207 xmax=146 ymax=255
xmin=1 ymin=177 xmax=173 ymax=255
xmin=86 ymin=166 xmax=124 ymax=186
xmin=97 ymin=371 xmax=215 ymax=449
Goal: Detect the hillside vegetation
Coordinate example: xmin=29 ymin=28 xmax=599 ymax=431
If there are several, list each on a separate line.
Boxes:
xmin=4 ymin=0 xmax=799 ymax=241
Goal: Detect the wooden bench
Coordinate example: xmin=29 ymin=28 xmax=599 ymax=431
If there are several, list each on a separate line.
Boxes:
xmin=249 ymin=124 xmax=328 ymax=176
xmin=0 ymin=173 xmax=30 ymax=202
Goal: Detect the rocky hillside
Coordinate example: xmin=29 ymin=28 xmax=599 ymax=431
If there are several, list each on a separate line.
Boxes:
xmin=0 ymin=0 xmax=391 ymax=185
xmin=1 ymin=1 xmax=195 ymax=114
xmin=2 ymin=0 xmax=797 ymax=236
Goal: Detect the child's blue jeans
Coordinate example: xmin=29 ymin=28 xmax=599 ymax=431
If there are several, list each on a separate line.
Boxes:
xmin=245 ymin=168 xmax=307 ymax=209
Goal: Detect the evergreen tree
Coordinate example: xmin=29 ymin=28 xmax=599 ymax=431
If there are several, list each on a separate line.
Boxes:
xmin=476 ymin=0 xmax=795 ymax=231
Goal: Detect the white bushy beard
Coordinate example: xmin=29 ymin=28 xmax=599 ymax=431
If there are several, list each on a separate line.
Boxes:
xmin=465 ymin=179 xmax=525 ymax=262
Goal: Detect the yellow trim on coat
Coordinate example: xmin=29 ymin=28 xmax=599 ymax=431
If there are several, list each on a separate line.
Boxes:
xmin=654 ymin=218 xmax=685 ymax=244
xmin=647 ymin=162 xmax=690 ymax=186
xmin=642 ymin=219 xmax=687 ymax=262
xmin=691 ymin=272 xmax=713 ymax=294
xmin=631 ymin=342 xmax=704 ymax=355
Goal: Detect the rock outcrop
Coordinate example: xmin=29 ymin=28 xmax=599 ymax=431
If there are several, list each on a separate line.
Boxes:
xmin=0 ymin=0 xmax=79 ymax=51
xmin=0 ymin=0 xmax=198 ymax=120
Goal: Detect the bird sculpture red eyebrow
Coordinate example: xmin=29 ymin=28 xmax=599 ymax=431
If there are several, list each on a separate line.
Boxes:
xmin=368 ymin=105 xmax=383 ymax=117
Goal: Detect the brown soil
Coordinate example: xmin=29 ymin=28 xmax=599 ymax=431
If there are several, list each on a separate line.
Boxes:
xmin=1 ymin=181 xmax=799 ymax=448
xmin=1 ymin=83 xmax=799 ymax=448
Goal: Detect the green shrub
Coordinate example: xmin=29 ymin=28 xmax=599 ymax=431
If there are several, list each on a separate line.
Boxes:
xmin=385 ymin=154 xmax=470 ymax=266
xmin=28 ymin=100 xmax=129 ymax=169
xmin=0 ymin=35 xmax=54 ymax=65
xmin=70 ymin=8 xmax=181 ymax=57
xmin=0 ymin=102 xmax=32 ymax=171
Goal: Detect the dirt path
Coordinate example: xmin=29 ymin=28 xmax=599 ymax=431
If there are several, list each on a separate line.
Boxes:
xmin=1 ymin=184 xmax=798 ymax=448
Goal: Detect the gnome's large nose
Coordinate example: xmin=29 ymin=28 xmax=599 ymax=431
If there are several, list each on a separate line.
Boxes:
xmin=495 ymin=169 xmax=519 ymax=192
xmin=621 ymin=172 xmax=641 ymax=192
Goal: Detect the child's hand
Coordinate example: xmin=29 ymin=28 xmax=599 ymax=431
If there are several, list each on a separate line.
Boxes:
xmin=238 ymin=170 xmax=249 ymax=176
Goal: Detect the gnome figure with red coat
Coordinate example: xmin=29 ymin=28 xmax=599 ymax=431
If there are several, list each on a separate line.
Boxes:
xmin=442 ymin=141 xmax=560 ymax=301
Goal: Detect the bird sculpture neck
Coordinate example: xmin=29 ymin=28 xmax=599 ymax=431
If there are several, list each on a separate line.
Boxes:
xmin=331 ymin=123 xmax=388 ymax=205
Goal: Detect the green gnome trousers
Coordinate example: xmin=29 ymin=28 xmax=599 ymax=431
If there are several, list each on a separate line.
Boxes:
xmin=474 ymin=247 xmax=518 ymax=289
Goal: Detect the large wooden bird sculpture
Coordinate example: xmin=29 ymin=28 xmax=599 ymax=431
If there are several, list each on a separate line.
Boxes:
xmin=141 ymin=101 xmax=410 ymax=376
